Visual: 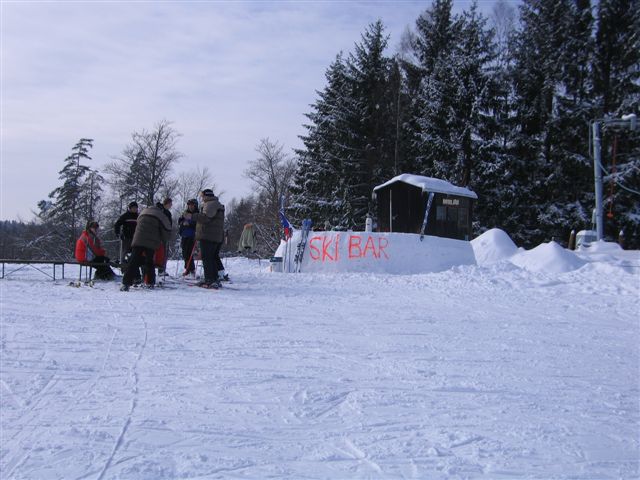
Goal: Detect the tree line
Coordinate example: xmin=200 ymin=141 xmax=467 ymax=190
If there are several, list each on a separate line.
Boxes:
xmin=289 ymin=0 xmax=639 ymax=248
xmin=2 ymin=0 xmax=638 ymax=260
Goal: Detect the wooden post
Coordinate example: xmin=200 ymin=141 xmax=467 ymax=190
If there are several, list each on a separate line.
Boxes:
xmin=568 ymin=230 xmax=576 ymax=250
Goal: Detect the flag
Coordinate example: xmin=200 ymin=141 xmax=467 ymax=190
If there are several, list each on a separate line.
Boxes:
xmin=279 ymin=209 xmax=292 ymax=240
xmin=279 ymin=195 xmax=292 ymax=240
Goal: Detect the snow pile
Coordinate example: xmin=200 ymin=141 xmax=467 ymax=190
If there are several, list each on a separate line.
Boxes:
xmin=577 ymin=239 xmax=623 ymax=253
xmin=470 ymin=228 xmax=519 ymax=265
xmin=509 ymin=240 xmax=587 ymax=274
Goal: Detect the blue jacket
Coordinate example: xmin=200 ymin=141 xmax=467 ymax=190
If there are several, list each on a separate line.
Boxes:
xmin=178 ymin=213 xmax=197 ymax=239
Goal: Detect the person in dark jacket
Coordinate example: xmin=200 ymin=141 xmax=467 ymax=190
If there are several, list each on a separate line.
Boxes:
xmin=178 ymin=199 xmax=198 ymax=276
xmin=189 ymin=189 xmax=225 ymax=288
xmin=114 ymin=201 xmax=138 ymax=263
xmin=121 ymin=205 xmax=172 ymax=290
xmin=155 ymin=198 xmax=173 ymax=275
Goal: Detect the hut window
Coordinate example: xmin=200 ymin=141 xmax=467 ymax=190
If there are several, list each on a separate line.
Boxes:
xmin=436 ymin=206 xmax=446 ymax=221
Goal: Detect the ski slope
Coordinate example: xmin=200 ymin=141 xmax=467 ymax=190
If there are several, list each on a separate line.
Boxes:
xmin=1 ymin=233 xmax=639 ymax=479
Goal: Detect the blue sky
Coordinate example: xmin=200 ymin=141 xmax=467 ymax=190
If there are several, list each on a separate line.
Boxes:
xmin=1 ymin=0 xmax=498 ymax=221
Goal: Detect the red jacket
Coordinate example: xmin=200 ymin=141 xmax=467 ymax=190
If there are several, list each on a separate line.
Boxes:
xmin=75 ymin=230 xmax=106 ymax=262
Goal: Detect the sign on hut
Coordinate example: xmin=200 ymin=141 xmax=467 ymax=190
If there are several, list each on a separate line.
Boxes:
xmin=372 ymin=174 xmax=478 ymax=241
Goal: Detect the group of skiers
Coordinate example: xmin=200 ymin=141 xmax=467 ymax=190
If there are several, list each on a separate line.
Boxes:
xmin=74 ymin=189 xmax=228 ymax=290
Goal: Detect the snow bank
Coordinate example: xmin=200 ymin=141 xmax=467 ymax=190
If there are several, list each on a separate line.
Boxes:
xmin=577 ymin=239 xmax=623 ymax=253
xmin=471 ymin=228 xmax=519 ymax=265
xmin=509 ymin=241 xmax=587 ymax=274
xmin=275 ymin=231 xmax=476 ymax=274
xmin=274 ymin=228 xmax=631 ymax=278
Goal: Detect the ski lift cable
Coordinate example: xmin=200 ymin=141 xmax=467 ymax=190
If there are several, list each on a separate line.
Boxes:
xmin=596 ymin=158 xmax=640 ymax=196
xmin=607 ymin=136 xmax=618 ymax=218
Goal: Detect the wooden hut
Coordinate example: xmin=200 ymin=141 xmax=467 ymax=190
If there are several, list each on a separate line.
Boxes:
xmin=372 ymin=174 xmax=477 ymax=241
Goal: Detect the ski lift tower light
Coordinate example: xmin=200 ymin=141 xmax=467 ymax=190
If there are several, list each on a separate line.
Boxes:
xmin=591 ymin=113 xmax=637 ymax=241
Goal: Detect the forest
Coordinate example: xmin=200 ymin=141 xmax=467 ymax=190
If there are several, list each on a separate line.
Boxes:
xmin=1 ymin=0 xmax=638 ymax=261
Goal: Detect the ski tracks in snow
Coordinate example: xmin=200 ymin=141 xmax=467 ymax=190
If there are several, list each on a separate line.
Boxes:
xmin=95 ymin=302 xmax=148 ymax=480
xmin=2 ymin=373 xmax=61 ymax=477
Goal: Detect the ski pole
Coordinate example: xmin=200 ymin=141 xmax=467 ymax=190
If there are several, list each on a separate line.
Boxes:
xmin=185 ymin=240 xmax=198 ymax=275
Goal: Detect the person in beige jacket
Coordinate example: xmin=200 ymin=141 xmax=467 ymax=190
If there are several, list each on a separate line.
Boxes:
xmin=188 ymin=189 xmax=225 ymax=288
xmin=121 ymin=204 xmax=172 ymax=290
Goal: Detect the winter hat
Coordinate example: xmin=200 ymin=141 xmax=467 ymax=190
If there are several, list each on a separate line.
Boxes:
xmin=187 ymin=198 xmax=198 ymax=207
xmin=86 ymin=220 xmax=99 ymax=230
xmin=202 ymin=189 xmax=215 ymax=197
xmin=128 ymin=201 xmax=138 ymax=209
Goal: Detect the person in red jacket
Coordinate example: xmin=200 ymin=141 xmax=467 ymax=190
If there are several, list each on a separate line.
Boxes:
xmin=75 ymin=220 xmax=116 ymax=280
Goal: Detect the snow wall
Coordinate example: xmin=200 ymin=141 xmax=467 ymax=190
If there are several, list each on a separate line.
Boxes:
xmin=274 ymin=231 xmax=476 ymax=274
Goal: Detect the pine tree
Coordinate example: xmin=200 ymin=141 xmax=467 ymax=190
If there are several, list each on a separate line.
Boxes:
xmin=290 ymin=53 xmax=358 ymax=227
xmin=472 ymin=0 xmax=519 ymax=235
xmin=292 ymin=22 xmax=397 ymax=230
xmin=508 ymin=0 xmax=591 ymax=246
xmin=541 ymin=0 xmax=596 ymax=242
xmin=344 ymin=20 xmax=395 ymax=227
xmin=411 ymin=2 xmax=496 ymax=190
xmin=593 ymin=0 xmax=640 ymax=246
xmin=407 ymin=0 xmax=459 ymax=175
xmin=43 ymin=138 xmax=95 ymax=250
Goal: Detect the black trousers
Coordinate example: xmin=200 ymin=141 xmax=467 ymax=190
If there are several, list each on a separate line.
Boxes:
xmin=181 ymin=237 xmax=196 ymax=273
xmin=123 ymin=246 xmax=155 ymax=286
xmin=92 ymin=256 xmax=116 ymax=280
xmin=199 ymin=239 xmax=221 ymax=282
xmin=120 ymin=237 xmax=133 ymax=264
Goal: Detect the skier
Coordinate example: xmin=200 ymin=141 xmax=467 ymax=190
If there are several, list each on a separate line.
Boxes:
xmin=178 ymin=199 xmax=198 ymax=276
xmin=189 ymin=189 xmax=225 ymax=288
xmin=75 ymin=221 xmax=117 ymax=280
xmin=121 ymin=204 xmax=172 ymax=291
xmin=113 ymin=201 xmax=138 ymax=264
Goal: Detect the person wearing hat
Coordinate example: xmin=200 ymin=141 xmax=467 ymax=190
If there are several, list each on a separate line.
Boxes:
xmin=187 ymin=188 xmax=225 ymax=288
xmin=178 ymin=198 xmax=199 ymax=276
xmin=121 ymin=203 xmax=172 ymax=290
xmin=114 ymin=201 xmax=139 ymax=264
xmin=75 ymin=220 xmax=117 ymax=280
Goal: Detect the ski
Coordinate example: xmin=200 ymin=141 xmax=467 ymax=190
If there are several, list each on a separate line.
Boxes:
xmin=184 ymin=280 xmax=241 ymax=291
xmin=69 ymin=280 xmax=94 ymax=288
xmin=294 ymin=218 xmax=313 ymax=273
xmin=419 ymin=192 xmax=435 ymax=241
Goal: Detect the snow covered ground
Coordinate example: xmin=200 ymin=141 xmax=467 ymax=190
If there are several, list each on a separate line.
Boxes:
xmin=1 ymin=231 xmax=639 ymax=479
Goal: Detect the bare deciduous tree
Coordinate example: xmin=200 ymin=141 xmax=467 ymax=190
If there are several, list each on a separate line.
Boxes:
xmin=174 ymin=166 xmax=216 ymax=210
xmin=243 ymin=138 xmax=296 ymax=252
xmin=106 ymin=119 xmax=183 ymax=208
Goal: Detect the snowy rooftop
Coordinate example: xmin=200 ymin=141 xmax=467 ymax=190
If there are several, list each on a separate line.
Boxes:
xmin=373 ymin=173 xmax=478 ymax=199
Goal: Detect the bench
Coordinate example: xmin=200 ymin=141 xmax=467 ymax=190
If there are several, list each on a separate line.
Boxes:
xmin=0 ymin=259 xmax=119 ymax=281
